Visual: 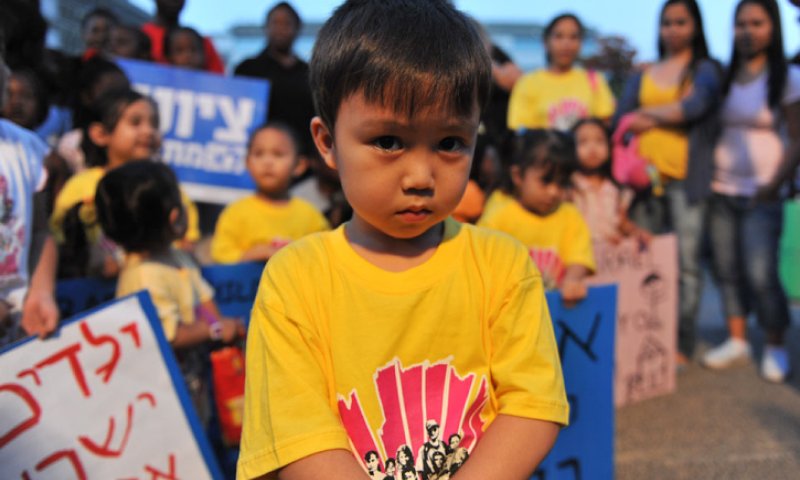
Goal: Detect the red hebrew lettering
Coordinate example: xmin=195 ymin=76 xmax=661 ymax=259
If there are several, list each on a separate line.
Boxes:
xmin=21 ymin=472 xmax=32 ymax=479
xmin=78 ymin=404 xmax=133 ymax=458
xmin=0 ymin=383 xmax=41 ymax=448
xmin=120 ymin=322 xmax=141 ymax=348
xmin=80 ymin=322 xmax=121 ymax=383
xmin=35 ymin=343 xmax=91 ymax=397
xmin=137 ymin=392 xmax=157 ymax=408
xmin=35 ymin=449 xmax=87 ymax=480
xmin=16 ymin=368 xmax=41 ymax=386
xmin=144 ymin=453 xmax=178 ymax=480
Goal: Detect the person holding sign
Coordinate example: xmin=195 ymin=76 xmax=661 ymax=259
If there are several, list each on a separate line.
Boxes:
xmin=95 ymin=160 xmax=244 ymax=424
xmin=237 ymin=2 xmax=568 ymax=479
xmin=479 ymin=130 xmax=595 ymax=305
xmin=210 ymin=122 xmax=329 ymax=264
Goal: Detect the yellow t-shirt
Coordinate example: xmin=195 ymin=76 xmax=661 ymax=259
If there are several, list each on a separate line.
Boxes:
xmin=478 ymin=200 xmax=595 ymax=289
xmin=637 ymin=72 xmax=689 ymax=180
xmin=507 ymin=67 xmax=616 ymax=132
xmin=210 ymin=195 xmax=330 ymax=264
xmin=116 ymin=249 xmax=214 ymax=341
xmin=50 ymin=166 xmax=201 ymax=244
xmin=481 ymin=189 xmax=514 ymax=221
xmin=237 ymin=219 xmax=568 ymax=479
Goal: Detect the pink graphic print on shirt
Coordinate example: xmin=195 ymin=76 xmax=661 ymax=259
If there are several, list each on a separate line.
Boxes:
xmin=529 ymin=247 xmax=565 ymax=290
xmin=338 ymin=359 xmax=488 ymax=479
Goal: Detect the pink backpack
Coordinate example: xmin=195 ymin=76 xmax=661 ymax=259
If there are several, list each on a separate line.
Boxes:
xmin=611 ymin=114 xmax=651 ymax=190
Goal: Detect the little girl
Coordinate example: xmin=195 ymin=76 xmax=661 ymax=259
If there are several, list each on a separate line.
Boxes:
xmin=210 ymin=123 xmax=329 ymax=264
xmin=50 ymin=87 xmax=200 ymax=277
xmin=569 ymin=118 xmax=648 ymax=244
xmin=95 ymin=160 xmax=243 ymax=424
xmin=478 ymin=129 xmax=595 ymax=304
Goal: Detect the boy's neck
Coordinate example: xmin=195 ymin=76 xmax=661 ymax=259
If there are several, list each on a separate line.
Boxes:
xmin=345 ymin=216 xmax=444 ymax=272
xmin=255 ymin=189 xmax=291 ymax=204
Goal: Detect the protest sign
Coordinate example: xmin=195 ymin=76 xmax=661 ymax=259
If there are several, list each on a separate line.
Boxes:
xmin=590 ymin=235 xmax=678 ymax=407
xmin=534 ymin=285 xmax=616 ymax=480
xmin=117 ymin=59 xmax=269 ymax=204
xmin=0 ymin=292 xmax=222 ymax=479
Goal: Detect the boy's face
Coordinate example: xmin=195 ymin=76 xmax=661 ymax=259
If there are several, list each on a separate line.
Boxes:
xmin=247 ymin=128 xmax=300 ymax=197
xmin=169 ymin=32 xmax=205 ymax=70
xmin=311 ymin=91 xmax=479 ymax=243
xmin=512 ymin=165 xmax=565 ymax=217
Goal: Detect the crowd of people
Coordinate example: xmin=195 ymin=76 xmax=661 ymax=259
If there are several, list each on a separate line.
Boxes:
xmin=1 ymin=0 xmax=799 ymax=478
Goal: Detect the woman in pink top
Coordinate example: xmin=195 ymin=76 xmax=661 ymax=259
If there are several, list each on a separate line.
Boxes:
xmin=702 ymin=0 xmax=800 ymax=383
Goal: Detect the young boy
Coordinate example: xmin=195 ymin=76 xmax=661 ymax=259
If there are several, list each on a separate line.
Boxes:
xmin=237 ymin=2 xmax=568 ymax=479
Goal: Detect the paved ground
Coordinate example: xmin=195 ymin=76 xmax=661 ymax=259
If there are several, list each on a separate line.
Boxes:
xmin=616 ymin=273 xmax=800 ymax=479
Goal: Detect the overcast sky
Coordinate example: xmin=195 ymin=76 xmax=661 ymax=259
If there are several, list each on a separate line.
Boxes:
xmin=131 ymin=0 xmax=800 ymax=63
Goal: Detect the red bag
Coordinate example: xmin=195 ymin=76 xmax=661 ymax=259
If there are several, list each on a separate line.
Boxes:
xmin=611 ymin=114 xmax=651 ymax=190
xmin=211 ymin=346 xmax=246 ymax=446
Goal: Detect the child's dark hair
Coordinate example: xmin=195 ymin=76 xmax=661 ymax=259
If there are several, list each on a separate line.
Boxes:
xmin=309 ymin=0 xmax=491 ymax=130
xmin=266 ymin=2 xmax=302 ymax=29
xmin=81 ymin=87 xmax=155 ymax=168
xmin=96 ymin=160 xmax=183 ymax=253
xmin=163 ymin=26 xmax=204 ymax=60
xmin=247 ymin=121 xmax=301 ymax=154
xmin=511 ymin=129 xmax=578 ymax=188
xmin=571 ymin=117 xmax=614 ymax=180
xmin=72 ymin=56 xmax=130 ymax=128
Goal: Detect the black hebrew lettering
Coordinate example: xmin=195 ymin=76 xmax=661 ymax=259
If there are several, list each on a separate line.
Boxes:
xmin=557 ymin=313 xmax=601 ymax=363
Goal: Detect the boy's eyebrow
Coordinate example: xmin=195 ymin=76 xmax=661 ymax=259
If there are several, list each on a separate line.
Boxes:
xmin=362 ymin=117 xmax=480 ymax=131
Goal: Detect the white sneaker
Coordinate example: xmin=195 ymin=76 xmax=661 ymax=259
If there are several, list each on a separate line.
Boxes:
xmin=702 ymin=338 xmax=751 ymax=370
xmin=761 ymin=346 xmax=790 ymax=383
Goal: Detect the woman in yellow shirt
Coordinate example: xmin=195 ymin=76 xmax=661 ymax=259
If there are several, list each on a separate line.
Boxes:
xmin=507 ymin=13 xmax=616 ymax=132
xmin=615 ymin=0 xmax=723 ymax=366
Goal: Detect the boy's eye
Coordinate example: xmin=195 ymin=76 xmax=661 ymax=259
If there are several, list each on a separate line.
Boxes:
xmin=439 ymin=137 xmax=466 ymax=153
xmin=374 ymin=136 xmax=401 ymax=151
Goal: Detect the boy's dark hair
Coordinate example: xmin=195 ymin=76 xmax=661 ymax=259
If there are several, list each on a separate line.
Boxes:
xmin=512 ymin=129 xmax=578 ymax=188
xmin=81 ymin=87 xmax=154 ymax=167
xmin=309 ymin=0 xmax=491 ymax=130
xmin=163 ymin=26 xmax=204 ymax=59
xmin=266 ymin=2 xmax=302 ymax=30
xmin=81 ymin=7 xmax=119 ymax=29
xmin=96 ymin=161 xmax=183 ymax=253
xmin=247 ymin=121 xmax=301 ymax=154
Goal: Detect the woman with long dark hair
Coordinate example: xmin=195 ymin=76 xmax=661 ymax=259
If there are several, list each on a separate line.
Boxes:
xmin=701 ymin=0 xmax=800 ymax=383
xmin=507 ymin=13 xmax=616 ymax=133
xmin=615 ymin=0 xmax=723 ymax=368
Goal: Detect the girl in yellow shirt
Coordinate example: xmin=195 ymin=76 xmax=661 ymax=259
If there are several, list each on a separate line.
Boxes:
xmin=211 ymin=123 xmax=329 ymax=263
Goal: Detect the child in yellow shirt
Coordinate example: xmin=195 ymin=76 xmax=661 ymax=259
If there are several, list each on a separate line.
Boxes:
xmin=210 ymin=123 xmax=329 ymax=263
xmin=479 ymin=129 xmax=595 ymax=304
xmin=237 ymin=2 xmax=568 ymax=479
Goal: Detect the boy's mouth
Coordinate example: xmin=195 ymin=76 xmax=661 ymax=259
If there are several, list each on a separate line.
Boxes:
xmin=396 ymin=206 xmax=433 ymax=223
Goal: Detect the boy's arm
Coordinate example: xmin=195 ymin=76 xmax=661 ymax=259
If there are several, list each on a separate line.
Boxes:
xmin=273 ymin=450 xmax=370 ymax=480
xmin=22 ymin=190 xmax=59 ymax=338
xmin=451 ymin=415 xmax=559 ymax=480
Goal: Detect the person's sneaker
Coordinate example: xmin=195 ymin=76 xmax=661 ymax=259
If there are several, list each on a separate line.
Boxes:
xmin=702 ymin=338 xmax=751 ymax=369
xmin=761 ymin=346 xmax=790 ymax=383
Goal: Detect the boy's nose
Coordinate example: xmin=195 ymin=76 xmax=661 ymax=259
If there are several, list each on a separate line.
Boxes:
xmin=401 ymin=154 xmax=435 ymax=194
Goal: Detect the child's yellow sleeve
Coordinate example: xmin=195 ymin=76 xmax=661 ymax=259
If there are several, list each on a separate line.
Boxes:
xmin=488 ymin=253 xmax=570 ymax=426
xmin=210 ymin=205 xmax=245 ymax=264
xmin=590 ymin=71 xmax=617 ymax=121
xmin=179 ymin=190 xmax=201 ymax=243
xmin=238 ymin=264 xmax=350 ymax=479
xmin=507 ymin=73 xmax=539 ymax=131
xmin=562 ymin=207 xmax=596 ymax=273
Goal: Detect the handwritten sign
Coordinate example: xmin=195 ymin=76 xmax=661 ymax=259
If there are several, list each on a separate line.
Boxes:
xmin=0 ymin=292 xmax=222 ymax=479
xmin=117 ymin=59 xmax=269 ymax=204
xmin=590 ymin=235 xmax=678 ymax=407
xmin=535 ymin=285 xmax=616 ymax=480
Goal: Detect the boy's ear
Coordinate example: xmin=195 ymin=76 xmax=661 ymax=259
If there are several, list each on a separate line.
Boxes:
xmin=87 ymin=123 xmax=111 ymax=148
xmin=292 ymin=155 xmax=309 ymax=178
xmin=510 ymin=165 xmax=523 ymax=188
xmin=310 ymin=116 xmax=337 ymax=171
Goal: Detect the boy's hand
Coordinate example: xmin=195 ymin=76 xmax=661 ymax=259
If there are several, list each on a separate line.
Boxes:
xmin=21 ymin=289 xmax=59 ymax=339
xmin=560 ymin=279 xmax=587 ymax=307
xmin=217 ymin=317 xmax=245 ymax=343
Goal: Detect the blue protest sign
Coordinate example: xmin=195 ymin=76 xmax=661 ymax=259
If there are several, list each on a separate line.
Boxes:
xmin=200 ymin=262 xmax=264 ymax=320
xmin=535 ymin=285 xmax=617 ymax=480
xmin=0 ymin=292 xmax=223 ymax=479
xmin=117 ymin=59 xmax=270 ymax=204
